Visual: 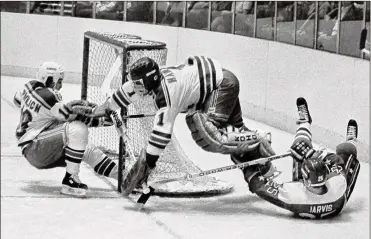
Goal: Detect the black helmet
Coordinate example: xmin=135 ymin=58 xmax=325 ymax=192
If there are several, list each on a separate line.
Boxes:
xmin=128 ymin=57 xmax=161 ymax=95
xmin=301 ymin=157 xmax=329 ymax=187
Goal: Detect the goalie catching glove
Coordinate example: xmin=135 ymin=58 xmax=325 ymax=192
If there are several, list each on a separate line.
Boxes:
xmin=186 ymin=112 xmax=275 ymax=157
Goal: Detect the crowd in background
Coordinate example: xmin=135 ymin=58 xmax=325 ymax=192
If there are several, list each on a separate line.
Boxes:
xmin=1 ymin=1 xmax=369 ymax=59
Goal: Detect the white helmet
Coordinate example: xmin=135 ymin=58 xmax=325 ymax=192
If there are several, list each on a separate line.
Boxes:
xmin=36 ymin=62 xmax=65 ymax=86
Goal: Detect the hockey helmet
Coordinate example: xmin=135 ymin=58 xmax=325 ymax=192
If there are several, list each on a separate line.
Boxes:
xmin=127 ymin=57 xmax=161 ymax=95
xmin=301 ymin=157 xmax=329 ymax=187
xmin=36 ymin=62 xmax=65 ymax=87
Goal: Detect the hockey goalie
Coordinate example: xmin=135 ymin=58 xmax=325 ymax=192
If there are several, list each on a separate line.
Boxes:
xmin=93 ymin=55 xmax=277 ymax=196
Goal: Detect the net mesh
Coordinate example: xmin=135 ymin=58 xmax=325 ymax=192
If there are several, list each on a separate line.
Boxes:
xmin=84 ymin=32 xmax=233 ymax=196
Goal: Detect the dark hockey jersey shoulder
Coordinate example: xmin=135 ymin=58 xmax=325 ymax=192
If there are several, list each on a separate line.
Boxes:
xmin=23 ymin=80 xmax=59 ymax=109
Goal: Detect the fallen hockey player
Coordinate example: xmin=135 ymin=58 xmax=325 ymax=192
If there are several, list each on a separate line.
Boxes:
xmin=232 ymin=97 xmax=360 ymax=219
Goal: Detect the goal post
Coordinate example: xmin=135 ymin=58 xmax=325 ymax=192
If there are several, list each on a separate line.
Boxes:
xmin=81 ymin=31 xmax=233 ymax=197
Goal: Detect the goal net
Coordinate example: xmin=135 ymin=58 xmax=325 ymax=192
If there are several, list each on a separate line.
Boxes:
xmin=81 ymin=31 xmax=233 ymax=196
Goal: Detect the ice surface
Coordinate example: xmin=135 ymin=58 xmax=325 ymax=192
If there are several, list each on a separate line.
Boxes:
xmin=1 ymin=76 xmax=369 ymax=239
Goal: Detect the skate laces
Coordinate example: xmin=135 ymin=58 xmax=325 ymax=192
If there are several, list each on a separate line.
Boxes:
xmin=71 ymin=174 xmax=82 ymax=184
xmin=347 ymin=125 xmax=357 ymax=140
xmin=298 ymin=105 xmax=309 ymax=119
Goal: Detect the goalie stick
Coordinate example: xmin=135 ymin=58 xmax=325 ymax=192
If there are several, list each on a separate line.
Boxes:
xmin=360 ymin=28 xmax=370 ymax=55
xmin=137 ymin=152 xmax=292 ymax=207
xmin=90 ymin=111 xmax=156 ymax=119
xmin=99 ymin=51 xmax=139 ymax=194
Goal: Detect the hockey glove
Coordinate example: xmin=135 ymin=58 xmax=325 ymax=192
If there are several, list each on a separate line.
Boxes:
xmin=61 ymin=100 xmax=97 ymax=121
xmin=290 ymin=138 xmax=315 ymax=161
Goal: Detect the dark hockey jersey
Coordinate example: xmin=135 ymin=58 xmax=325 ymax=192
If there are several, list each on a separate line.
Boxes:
xmin=249 ymin=148 xmax=360 ymax=219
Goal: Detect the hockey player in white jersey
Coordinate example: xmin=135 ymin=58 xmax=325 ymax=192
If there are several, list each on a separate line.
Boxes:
xmin=94 ymin=56 xmax=275 ymax=196
xmin=14 ymin=62 xmax=122 ymax=197
xmin=236 ymin=97 xmax=360 ymax=219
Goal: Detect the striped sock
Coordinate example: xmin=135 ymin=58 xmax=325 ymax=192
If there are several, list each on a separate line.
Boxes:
xmin=94 ymin=156 xmax=117 ymax=178
xmin=294 ymin=122 xmax=312 ymax=142
xmin=65 ymin=146 xmax=85 ymax=175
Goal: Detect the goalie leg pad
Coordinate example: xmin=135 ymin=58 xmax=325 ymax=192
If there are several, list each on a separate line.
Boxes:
xmin=186 ymin=112 xmax=261 ymax=154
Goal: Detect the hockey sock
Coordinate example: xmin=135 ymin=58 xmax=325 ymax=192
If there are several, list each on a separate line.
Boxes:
xmin=294 ymin=122 xmax=312 ymax=142
xmin=65 ymin=146 xmax=84 ymax=175
xmin=94 ymin=156 xmax=118 ymax=178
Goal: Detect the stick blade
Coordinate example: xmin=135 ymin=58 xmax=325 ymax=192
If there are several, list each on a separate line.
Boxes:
xmin=137 ymin=186 xmax=155 ymax=207
xmin=360 ymin=28 xmax=367 ymax=50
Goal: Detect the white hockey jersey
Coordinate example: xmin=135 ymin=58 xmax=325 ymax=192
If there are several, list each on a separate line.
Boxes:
xmin=108 ymin=56 xmax=224 ymax=157
xmin=14 ymin=80 xmax=68 ymax=147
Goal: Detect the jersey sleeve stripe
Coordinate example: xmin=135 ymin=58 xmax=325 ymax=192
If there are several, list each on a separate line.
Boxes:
xmin=201 ymin=56 xmax=212 ymax=97
xmin=152 ymin=130 xmax=172 ymax=139
xmin=194 ymin=56 xmax=205 ymax=110
xmin=346 ymin=161 xmax=360 ymax=199
xmin=207 ymin=58 xmax=217 ymax=90
xmin=13 ymin=96 xmax=21 ymax=108
xmin=161 ymin=80 xmax=171 ymax=107
xmin=59 ymin=108 xmax=69 ymax=120
xmin=25 ymin=83 xmax=52 ymax=110
xmin=113 ymin=88 xmax=130 ymax=108
xmin=118 ymin=87 xmax=132 ymax=104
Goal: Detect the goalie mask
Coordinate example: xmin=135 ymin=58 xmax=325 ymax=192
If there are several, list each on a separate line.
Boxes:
xmin=127 ymin=57 xmax=161 ymax=96
xmin=36 ymin=62 xmax=65 ymax=89
xmin=301 ymin=157 xmax=329 ymax=188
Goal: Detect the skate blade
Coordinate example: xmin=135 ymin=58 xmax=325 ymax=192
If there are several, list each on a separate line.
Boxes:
xmin=61 ymin=185 xmax=87 ymax=197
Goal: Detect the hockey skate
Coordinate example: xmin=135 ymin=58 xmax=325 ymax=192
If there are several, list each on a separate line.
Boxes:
xmin=61 ymin=172 xmax=88 ymax=197
xmin=296 ymin=97 xmax=312 ymax=124
xmin=121 ymin=149 xmax=153 ymax=197
xmin=346 ymin=119 xmax=358 ymax=141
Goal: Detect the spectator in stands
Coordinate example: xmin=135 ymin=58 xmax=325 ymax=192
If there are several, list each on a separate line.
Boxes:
xmin=160 ymin=1 xmax=185 ymax=26
xmin=74 ymin=1 xmax=94 ymax=18
xmin=277 ymin=2 xmax=294 ymax=22
xmin=297 ymin=1 xmax=332 ymax=36
xmin=74 ymin=1 xmax=123 ymax=20
xmin=234 ymin=1 xmax=255 ymax=36
xmin=317 ymin=1 xmax=364 ymax=50
xmin=211 ymin=1 xmax=233 ymax=33
xmin=30 ymin=1 xmax=60 ymax=14
xmin=236 ymin=1 xmax=254 ymax=14
xmin=186 ymin=1 xmax=209 ymax=29
xmin=127 ymin=1 xmax=153 ymax=22
xmin=96 ymin=1 xmax=123 ymax=20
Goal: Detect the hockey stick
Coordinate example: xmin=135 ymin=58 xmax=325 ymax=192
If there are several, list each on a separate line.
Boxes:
xmin=90 ymin=111 xmax=156 ymax=119
xmin=99 ymin=51 xmax=139 ymax=192
xmin=360 ymin=28 xmax=370 ymax=55
xmin=137 ymin=152 xmax=292 ymax=206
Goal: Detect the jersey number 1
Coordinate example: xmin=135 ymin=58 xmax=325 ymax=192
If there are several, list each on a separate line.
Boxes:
xmin=157 ymin=112 xmax=164 ymax=126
